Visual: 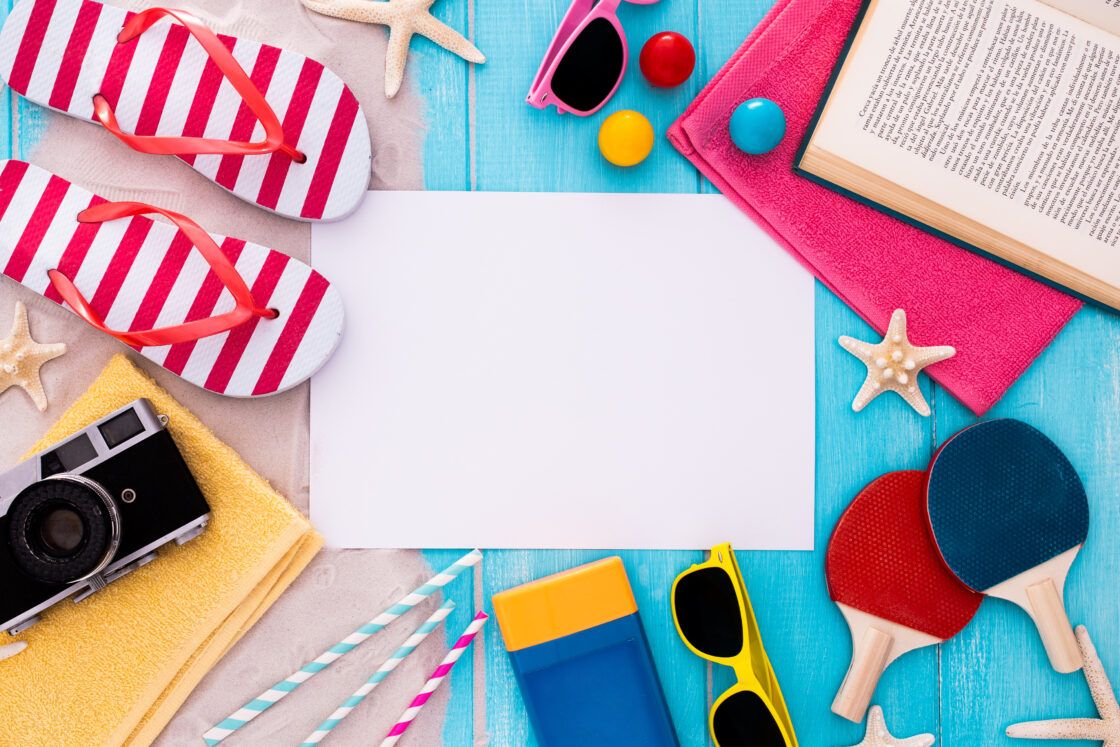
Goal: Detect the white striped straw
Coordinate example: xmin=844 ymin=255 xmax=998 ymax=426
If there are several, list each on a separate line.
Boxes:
xmin=203 ymin=550 xmax=482 ymax=745
xmin=299 ymin=600 xmax=455 ymax=745
xmin=380 ymin=611 xmax=489 ymax=747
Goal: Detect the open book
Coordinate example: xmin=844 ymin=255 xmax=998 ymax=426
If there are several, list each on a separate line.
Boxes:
xmin=798 ymin=0 xmax=1120 ymax=309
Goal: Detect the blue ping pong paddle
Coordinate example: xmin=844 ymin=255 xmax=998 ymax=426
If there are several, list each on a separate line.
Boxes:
xmin=926 ymin=419 xmax=1089 ymax=673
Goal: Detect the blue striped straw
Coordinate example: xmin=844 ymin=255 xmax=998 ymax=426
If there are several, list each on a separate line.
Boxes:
xmin=203 ymin=549 xmax=482 ymax=745
xmin=300 ymin=600 xmax=455 ymax=745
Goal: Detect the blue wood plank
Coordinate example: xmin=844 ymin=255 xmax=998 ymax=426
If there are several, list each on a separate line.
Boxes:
xmin=734 ymin=288 xmax=940 ymax=747
xmin=414 ymin=0 xmax=478 ymax=739
xmin=416 ymin=0 xmax=472 ymax=190
xmin=1 ymin=0 xmax=56 ymax=159
xmin=15 ymin=97 xmax=45 ymax=160
xmin=1 ymin=0 xmax=12 ymax=161
xmin=420 ymin=549 xmax=480 ymax=746
xmin=466 ymin=0 xmax=729 ymax=742
xmin=936 ymin=305 xmax=1116 ymax=747
xmin=454 ymin=0 xmax=949 ymax=740
xmin=6 ymin=0 xmax=1118 ymax=742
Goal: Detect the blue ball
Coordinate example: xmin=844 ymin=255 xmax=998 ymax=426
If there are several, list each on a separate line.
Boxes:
xmin=728 ymin=98 xmax=786 ymax=155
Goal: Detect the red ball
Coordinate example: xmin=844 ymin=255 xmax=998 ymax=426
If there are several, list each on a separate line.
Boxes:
xmin=639 ymin=32 xmax=696 ymax=88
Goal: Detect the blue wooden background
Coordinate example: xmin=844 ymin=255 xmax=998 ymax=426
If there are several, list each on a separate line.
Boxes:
xmin=4 ymin=0 xmax=1119 ymax=744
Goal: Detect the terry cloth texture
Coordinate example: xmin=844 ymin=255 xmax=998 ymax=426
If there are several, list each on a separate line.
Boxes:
xmin=0 ymin=354 xmax=322 ymax=746
xmin=667 ymin=0 xmax=1082 ymax=415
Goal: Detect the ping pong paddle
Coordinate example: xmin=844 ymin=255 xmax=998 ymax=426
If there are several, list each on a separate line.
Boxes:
xmin=926 ymin=419 xmax=1089 ymax=674
xmin=826 ymin=471 xmax=982 ymax=722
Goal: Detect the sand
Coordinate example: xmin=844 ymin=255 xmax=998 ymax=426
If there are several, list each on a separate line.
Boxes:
xmin=0 ymin=0 xmax=468 ymax=742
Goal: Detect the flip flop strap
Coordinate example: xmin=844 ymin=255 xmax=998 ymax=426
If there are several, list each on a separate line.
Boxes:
xmin=48 ymin=201 xmax=278 ymax=348
xmin=91 ymin=7 xmax=305 ymax=162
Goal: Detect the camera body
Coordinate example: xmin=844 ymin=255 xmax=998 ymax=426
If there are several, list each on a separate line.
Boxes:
xmin=0 ymin=399 xmax=210 ymax=634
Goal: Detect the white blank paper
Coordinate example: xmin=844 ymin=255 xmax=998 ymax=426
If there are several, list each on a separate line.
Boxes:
xmin=310 ymin=192 xmax=814 ymax=550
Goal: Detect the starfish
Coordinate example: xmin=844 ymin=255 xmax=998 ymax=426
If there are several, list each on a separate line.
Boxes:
xmin=849 ymin=706 xmax=935 ymax=747
xmin=302 ymin=0 xmax=486 ymax=98
xmin=838 ymin=308 xmax=955 ymax=417
xmin=0 ymin=301 xmax=67 ymax=412
xmin=1007 ymin=626 xmax=1120 ymax=745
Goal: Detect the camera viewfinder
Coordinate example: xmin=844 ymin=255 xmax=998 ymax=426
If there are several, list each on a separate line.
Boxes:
xmin=98 ymin=409 xmax=145 ymax=449
xmin=40 ymin=435 xmax=97 ymax=477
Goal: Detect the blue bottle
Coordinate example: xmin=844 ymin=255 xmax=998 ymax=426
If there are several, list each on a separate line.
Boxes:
xmin=492 ymin=557 xmax=679 ymax=746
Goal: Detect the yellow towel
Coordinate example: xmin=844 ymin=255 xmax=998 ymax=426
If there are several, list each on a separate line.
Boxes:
xmin=0 ymin=355 xmax=322 ymax=746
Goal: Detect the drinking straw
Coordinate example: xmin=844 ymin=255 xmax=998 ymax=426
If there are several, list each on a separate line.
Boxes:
xmin=379 ymin=611 xmax=489 ymax=747
xmin=203 ymin=549 xmax=482 ymax=745
xmin=299 ymin=600 xmax=456 ymax=746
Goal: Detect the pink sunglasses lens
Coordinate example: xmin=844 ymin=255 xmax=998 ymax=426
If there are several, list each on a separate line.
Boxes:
xmin=550 ymin=17 xmax=625 ymax=112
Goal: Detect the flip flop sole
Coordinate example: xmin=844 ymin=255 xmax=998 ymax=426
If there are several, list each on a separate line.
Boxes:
xmin=0 ymin=0 xmax=371 ymax=222
xmin=0 ymin=159 xmax=345 ymax=397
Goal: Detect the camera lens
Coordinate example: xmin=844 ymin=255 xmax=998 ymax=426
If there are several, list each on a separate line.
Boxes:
xmin=7 ymin=476 xmax=120 ymax=585
xmin=37 ymin=507 xmax=85 ymax=555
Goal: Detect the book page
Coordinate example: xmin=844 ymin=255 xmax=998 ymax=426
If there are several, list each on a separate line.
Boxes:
xmin=811 ymin=0 xmax=1120 ymax=288
xmin=1040 ymin=0 xmax=1120 ymax=35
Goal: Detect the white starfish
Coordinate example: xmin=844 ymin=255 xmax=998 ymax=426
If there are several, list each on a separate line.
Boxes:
xmin=838 ymin=308 xmax=955 ymax=417
xmin=849 ymin=706 xmax=935 ymax=747
xmin=1007 ymin=626 xmax=1120 ymax=745
xmin=0 ymin=302 xmax=66 ymax=412
xmin=301 ymin=0 xmax=485 ymax=98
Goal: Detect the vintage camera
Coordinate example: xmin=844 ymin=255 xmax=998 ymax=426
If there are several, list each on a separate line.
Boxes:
xmin=0 ymin=399 xmax=210 ymax=634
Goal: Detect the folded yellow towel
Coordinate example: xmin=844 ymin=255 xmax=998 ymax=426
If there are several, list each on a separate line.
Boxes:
xmin=0 ymin=355 xmax=322 ymax=746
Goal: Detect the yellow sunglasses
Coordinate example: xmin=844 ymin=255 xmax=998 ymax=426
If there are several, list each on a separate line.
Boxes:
xmin=671 ymin=543 xmax=798 ymax=747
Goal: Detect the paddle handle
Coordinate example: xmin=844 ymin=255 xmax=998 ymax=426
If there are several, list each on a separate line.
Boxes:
xmin=1025 ymin=578 xmax=1081 ymax=673
xmin=832 ymin=626 xmax=891 ymax=722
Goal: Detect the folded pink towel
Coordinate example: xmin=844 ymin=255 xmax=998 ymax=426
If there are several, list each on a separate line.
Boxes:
xmin=668 ymin=0 xmax=1081 ymax=415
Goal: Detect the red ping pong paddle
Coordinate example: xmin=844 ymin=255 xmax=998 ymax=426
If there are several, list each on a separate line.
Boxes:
xmin=826 ymin=471 xmax=982 ymax=722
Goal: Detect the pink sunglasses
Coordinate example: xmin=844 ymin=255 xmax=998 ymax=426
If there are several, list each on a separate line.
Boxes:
xmin=527 ymin=0 xmax=659 ymax=116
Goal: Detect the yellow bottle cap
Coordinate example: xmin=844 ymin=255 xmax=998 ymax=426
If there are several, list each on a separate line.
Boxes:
xmin=492 ymin=556 xmax=638 ymax=651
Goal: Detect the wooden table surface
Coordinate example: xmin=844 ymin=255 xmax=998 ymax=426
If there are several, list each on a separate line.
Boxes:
xmin=5 ymin=0 xmax=1119 ymax=744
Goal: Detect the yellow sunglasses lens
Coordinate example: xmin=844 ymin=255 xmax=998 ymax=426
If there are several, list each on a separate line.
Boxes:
xmin=713 ymin=690 xmax=789 ymax=747
xmin=673 ymin=566 xmax=743 ymax=658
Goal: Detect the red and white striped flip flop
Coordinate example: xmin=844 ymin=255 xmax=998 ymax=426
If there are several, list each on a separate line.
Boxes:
xmin=0 ymin=160 xmax=345 ymax=396
xmin=0 ymin=0 xmax=371 ymax=222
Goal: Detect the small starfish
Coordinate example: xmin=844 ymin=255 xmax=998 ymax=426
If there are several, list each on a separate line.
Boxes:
xmin=1007 ymin=626 xmax=1120 ymax=745
xmin=838 ymin=309 xmax=955 ymax=417
xmin=302 ymin=0 xmax=485 ymax=98
xmin=849 ymin=706 xmax=935 ymax=747
xmin=0 ymin=301 xmax=67 ymax=412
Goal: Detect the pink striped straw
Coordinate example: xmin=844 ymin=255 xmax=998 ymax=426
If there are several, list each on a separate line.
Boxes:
xmin=379 ymin=612 xmax=488 ymax=747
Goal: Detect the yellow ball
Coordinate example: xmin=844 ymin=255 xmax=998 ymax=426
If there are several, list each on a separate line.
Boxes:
xmin=598 ymin=110 xmax=655 ymax=167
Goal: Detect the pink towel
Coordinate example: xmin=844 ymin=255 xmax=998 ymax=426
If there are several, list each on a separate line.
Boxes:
xmin=668 ymin=0 xmax=1081 ymax=415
